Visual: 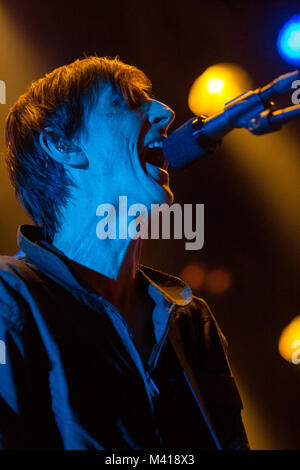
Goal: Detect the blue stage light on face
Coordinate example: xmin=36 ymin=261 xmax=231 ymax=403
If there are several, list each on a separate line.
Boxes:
xmin=277 ymin=14 xmax=300 ymax=65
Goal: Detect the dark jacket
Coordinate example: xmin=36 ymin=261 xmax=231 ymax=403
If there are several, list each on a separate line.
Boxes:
xmin=0 ymin=224 xmax=249 ymax=450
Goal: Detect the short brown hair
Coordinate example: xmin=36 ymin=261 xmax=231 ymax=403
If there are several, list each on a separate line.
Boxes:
xmin=5 ymin=56 xmax=152 ymax=240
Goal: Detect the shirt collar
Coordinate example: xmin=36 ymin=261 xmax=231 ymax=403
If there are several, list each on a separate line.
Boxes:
xmin=17 ymin=224 xmax=193 ymax=307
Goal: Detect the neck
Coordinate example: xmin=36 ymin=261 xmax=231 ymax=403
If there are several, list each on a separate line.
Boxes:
xmin=73 ymin=237 xmax=142 ymax=313
xmin=51 ymin=171 xmax=150 ymax=316
xmin=52 ymin=209 xmax=143 ymax=315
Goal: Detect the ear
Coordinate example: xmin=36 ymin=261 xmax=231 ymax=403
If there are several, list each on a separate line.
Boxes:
xmin=39 ymin=127 xmax=89 ymax=169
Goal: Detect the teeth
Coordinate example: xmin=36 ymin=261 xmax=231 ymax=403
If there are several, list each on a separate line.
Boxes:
xmin=147 ymin=141 xmax=163 ymax=149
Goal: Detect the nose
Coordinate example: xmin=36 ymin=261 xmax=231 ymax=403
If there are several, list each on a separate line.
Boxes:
xmin=146 ymin=99 xmax=175 ymax=132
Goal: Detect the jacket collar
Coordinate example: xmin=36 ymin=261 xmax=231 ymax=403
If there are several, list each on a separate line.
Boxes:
xmin=17 ymin=225 xmax=193 ymax=307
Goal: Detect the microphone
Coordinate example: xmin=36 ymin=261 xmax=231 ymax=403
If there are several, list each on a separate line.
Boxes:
xmin=163 ymin=70 xmax=300 ymax=169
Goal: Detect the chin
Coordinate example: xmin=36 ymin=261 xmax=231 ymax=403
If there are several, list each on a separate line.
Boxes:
xmin=144 ymin=162 xmax=174 ymax=205
xmin=162 ymin=185 xmax=174 ymax=206
xmin=149 ymin=181 xmax=174 ymax=207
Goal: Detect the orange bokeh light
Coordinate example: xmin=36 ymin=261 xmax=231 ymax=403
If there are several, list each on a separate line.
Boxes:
xmin=204 ymin=268 xmax=232 ymax=294
xmin=180 ymin=263 xmax=206 ymax=290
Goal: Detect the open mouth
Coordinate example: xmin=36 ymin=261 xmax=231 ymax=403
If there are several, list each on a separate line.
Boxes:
xmin=142 ymin=142 xmax=168 ymax=171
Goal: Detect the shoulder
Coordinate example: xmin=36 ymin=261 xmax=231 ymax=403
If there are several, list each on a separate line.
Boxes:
xmin=171 ymin=294 xmax=229 ymax=363
xmin=141 ymin=263 xmax=227 ymax=343
xmin=0 ymin=255 xmax=41 ymax=330
xmin=187 ymin=296 xmax=228 ymax=347
xmin=183 ymin=295 xmax=216 ymax=321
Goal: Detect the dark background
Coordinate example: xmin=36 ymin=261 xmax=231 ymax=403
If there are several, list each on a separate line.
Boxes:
xmin=1 ymin=0 xmax=300 ymax=449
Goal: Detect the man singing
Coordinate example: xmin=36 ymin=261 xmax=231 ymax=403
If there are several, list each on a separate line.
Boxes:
xmin=0 ymin=56 xmax=249 ymax=449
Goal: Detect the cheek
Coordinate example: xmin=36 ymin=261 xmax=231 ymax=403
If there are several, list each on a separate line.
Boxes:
xmin=80 ymin=112 xmax=144 ymax=175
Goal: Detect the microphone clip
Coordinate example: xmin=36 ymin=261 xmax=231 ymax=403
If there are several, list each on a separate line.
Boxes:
xmin=192 ymin=116 xmax=222 ymax=154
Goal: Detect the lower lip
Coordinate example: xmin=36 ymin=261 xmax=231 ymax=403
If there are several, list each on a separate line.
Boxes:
xmin=145 ymin=162 xmax=170 ymax=185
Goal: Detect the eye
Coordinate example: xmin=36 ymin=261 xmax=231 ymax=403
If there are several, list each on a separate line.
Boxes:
xmin=112 ymin=97 xmax=121 ymax=105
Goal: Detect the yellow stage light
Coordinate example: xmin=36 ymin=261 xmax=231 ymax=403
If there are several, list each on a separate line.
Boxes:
xmin=188 ymin=63 xmax=252 ymax=116
xmin=207 ymin=77 xmax=224 ymax=94
xmin=278 ymin=315 xmax=300 ymax=364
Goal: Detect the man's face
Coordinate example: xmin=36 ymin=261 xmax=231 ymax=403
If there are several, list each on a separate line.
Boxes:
xmin=76 ymin=81 xmax=175 ymax=210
